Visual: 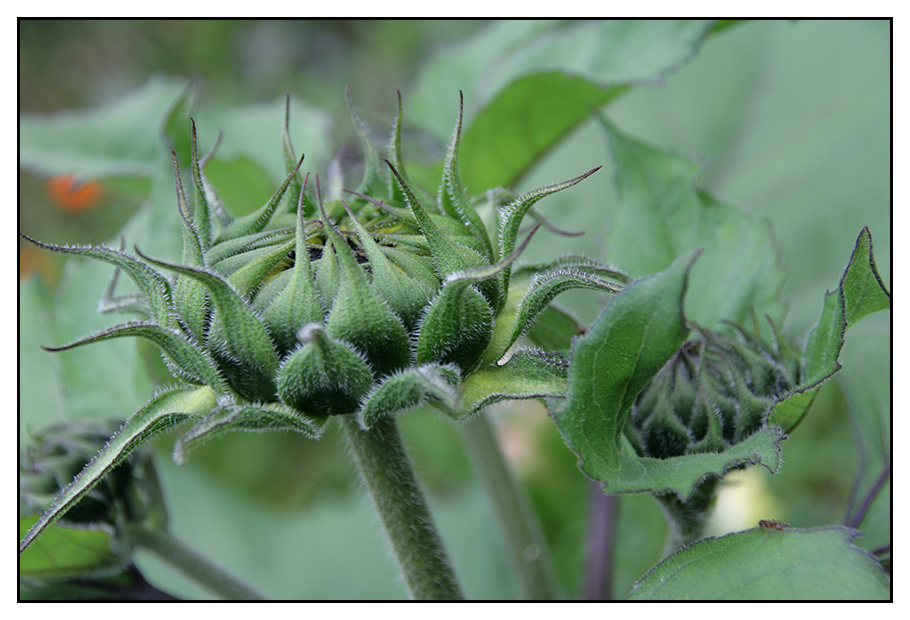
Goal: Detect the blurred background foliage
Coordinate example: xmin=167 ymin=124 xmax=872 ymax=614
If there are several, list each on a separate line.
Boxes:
xmin=19 ymin=20 xmax=889 ymax=599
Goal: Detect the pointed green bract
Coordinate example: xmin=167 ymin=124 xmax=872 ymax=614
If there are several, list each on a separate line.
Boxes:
xmin=346 ymin=88 xmax=384 ymax=196
xmin=483 ymin=267 xmax=621 ymax=366
xmin=19 ymin=235 xmax=173 ymax=327
xmin=318 ymin=199 xmax=411 ymax=377
xmin=359 ymin=364 xmax=461 ymax=429
xmin=439 ymin=92 xmax=493 ymax=261
xmin=458 ymin=349 xmax=568 ymax=420
xmin=260 ymin=185 xmax=327 ymax=355
xmin=282 ymin=93 xmax=306 ymax=218
xmin=172 ymin=152 xmax=210 ymax=341
xmin=136 ymin=250 xmax=280 ymax=402
xmin=19 ymin=386 xmax=217 ymax=553
xmin=314 ymin=235 xmax=339 ymax=306
xmin=386 ymin=159 xmax=490 ymax=281
xmin=189 ymin=120 xmax=215 ymax=252
xmin=174 ymin=400 xmax=326 ymax=465
xmin=215 ymin=153 xmax=305 ymax=243
xmin=416 ymin=280 xmax=493 ymax=372
xmin=42 ymin=321 xmax=224 ymax=390
xmin=204 ymin=227 xmax=295 ymax=265
xmin=223 ymin=240 xmax=295 ymax=297
xmin=342 ymin=202 xmax=435 ymax=331
xmin=497 ymin=167 xmax=601 ymax=293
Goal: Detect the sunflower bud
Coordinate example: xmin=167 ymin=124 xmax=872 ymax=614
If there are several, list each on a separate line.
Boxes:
xmin=21 ymin=91 xmax=618 ymax=554
xmin=20 ymin=421 xmax=164 ymax=531
xmin=629 ymin=324 xmax=799 ymax=460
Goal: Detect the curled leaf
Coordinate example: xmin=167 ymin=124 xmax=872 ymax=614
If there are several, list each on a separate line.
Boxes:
xmin=358 ymin=364 xmax=461 ymax=428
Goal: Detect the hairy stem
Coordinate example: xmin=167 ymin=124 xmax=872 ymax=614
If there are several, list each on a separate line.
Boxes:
xmin=340 ymin=414 xmax=464 ymax=600
xmin=461 ymin=414 xmax=562 ymax=600
xmin=655 ymin=477 xmax=719 ymax=554
xmin=129 ymin=527 xmax=267 ymax=600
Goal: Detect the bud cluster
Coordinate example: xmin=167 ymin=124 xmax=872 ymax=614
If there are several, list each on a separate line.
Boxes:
xmin=21 ymin=91 xmax=623 ymax=464
xmin=627 ymin=323 xmax=801 ymax=460
xmin=20 ymin=421 xmax=163 ymax=531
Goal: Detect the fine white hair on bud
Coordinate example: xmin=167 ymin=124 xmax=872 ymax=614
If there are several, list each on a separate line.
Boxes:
xmin=298 ymin=323 xmax=324 ymax=343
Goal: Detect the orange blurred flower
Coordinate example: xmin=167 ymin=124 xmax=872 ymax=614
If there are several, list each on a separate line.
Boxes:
xmin=46 ymin=174 xmax=104 ymax=213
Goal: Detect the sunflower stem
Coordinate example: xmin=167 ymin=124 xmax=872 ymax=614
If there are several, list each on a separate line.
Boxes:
xmin=339 ymin=414 xmax=464 ymax=600
xmin=129 ymin=526 xmax=268 ymax=600
xmin=460 ymin=413 xmax=562 ymax=599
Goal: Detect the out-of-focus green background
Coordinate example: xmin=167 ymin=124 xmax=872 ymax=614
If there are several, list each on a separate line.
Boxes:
xmin=19 ymin=20 xmax=890 ymax=599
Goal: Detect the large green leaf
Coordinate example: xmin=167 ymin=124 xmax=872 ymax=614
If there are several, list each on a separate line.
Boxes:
xmin=408 ymin=20 xmax=721 ymax=189
xmin=600 ymin=118 xmax=786 ymax=328
xmin=553 ymin=252 xmax=696 ymax=473
xmin=19 ymin=76 xmax=188 ymax=178
xmin=628 ymin=526 xmax=890 ymax=600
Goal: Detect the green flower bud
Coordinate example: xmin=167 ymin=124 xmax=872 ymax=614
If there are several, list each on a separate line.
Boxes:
xmin=629 ymin=324 xmax=798 ymax=459
xmin=21 ymin=91 xmax=612 ymax=554
xmin=416 ymin=279 xmax=493 ymax=372
xmin=20 ymin=421 xmax=164 ymax=531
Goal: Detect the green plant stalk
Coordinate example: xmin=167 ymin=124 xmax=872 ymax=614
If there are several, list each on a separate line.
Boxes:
xmin=654 ymin=478 xmax=719 ymax=553
xmin=339 ymin=414 xmax=464 ymax=600
xmin=461 ymin=414 xmax=562 ymax=600
xmin=128 ymin=526 xmax=267 ymax=600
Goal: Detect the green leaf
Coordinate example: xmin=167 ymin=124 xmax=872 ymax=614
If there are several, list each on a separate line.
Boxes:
xmin=19 ymin=386 xmax=217 ymax=553
xmin=554 ymin=252 xmax=697 ymax=472
xmin=628 ymin=526 xmax=890 ymax=600
xmin=458 ymin=349 xmax=569 ymax=420
xmin=19 ymin=516 xmax=125 ymax=580
xmin=19 ymin=76 xmax=187 ymax=178
xmin=554 ymin=420 xmax=784 ymax=497
xmin=771 ymin=228 xmax=890 ymax=432
xmin=409 ymin=20 xmax=718 ymax=188
xmin=600 ymin=118 xmax=787 ymax=327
